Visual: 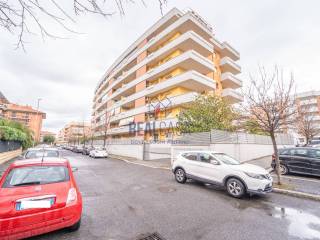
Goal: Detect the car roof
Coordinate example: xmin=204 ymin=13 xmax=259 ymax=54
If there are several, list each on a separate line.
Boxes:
xmin=11 ymin=158 xmax=68 ymax=168
xmin=26 ymin=147 xmax=59 ymax=151
xmin=179 ymin=150 xmax=222 ymax=154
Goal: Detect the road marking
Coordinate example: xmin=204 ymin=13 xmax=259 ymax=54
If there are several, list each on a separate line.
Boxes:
xmin=272 ymin=174 xmax=319 ymax=183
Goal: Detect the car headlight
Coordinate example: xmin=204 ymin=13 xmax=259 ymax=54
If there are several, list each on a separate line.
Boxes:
xmin=244 ymin=172 xmax=266 ymax=180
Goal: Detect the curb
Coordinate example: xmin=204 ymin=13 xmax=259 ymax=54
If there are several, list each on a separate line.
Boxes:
xmin=273 ymin=188 xmax=320 ymax=201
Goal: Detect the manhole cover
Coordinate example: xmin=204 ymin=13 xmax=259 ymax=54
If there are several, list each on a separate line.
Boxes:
xmin=157 ymin=186 xmax=176 ymax=193
xmin=136 ymin=232 xmax=166 ymax=240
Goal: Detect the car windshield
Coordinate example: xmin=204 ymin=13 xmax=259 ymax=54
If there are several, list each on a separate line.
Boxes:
xmin=3 ymin=166 xmax=69 ymax=188
xmin=25 ymin=150 xmax=59 ymax=159
xmin=212 ymin=153 xmax=240 ymax=165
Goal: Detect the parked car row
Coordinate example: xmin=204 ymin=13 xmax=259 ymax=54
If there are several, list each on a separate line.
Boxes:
xmin=272 ymin=147 xmax=320 ymax=177
xmin=62 ymin=145 xmax=108 ymax=158
xmin=0 ymin=146 xmax=82 ymax=239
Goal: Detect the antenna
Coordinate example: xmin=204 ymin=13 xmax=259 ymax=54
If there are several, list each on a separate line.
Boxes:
xmin=41 ymin=146 xmax=45 ymax=164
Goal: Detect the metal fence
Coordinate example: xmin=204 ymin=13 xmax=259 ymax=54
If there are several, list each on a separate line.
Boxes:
xmin=210 ymin=130 xmax=294 ymax=145
xmin=0 ymin=140 xmax=22 ymax=153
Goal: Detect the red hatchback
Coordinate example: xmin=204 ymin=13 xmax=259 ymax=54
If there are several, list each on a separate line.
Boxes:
xmin=0 ymin=158 xmax=82 ymax=240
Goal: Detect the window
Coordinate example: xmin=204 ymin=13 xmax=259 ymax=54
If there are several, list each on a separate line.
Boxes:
xmin=25 ymin=150 xmax=59 ymax=159
xmin=308 ymin=150 xmax=320 ymax=159
xmin=212 ymin=153 xmax=240 ymax=165
xmin=279 ymin=149 xmax=291 ymax=155
xmin=199 ymin=153 xmax=214 ymax=163
xmin=182 ymin=153 xmax=198 ymax=161
xmin=293 ymin=149 xmax=308 ymax=157
xmin=3 ymin=166 xmax=69 ymax=188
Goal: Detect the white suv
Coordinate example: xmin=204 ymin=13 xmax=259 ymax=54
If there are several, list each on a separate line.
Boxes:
xmin=172 ymin=151 xmax=272 ymax=198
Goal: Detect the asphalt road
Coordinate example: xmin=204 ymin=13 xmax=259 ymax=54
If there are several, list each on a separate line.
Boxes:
xmin=3 ymin=151 xmax=320 ymax=240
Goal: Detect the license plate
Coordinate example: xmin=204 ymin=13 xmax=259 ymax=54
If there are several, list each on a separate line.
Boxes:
xmin=16 ymin=198 xmax=54 ymax=210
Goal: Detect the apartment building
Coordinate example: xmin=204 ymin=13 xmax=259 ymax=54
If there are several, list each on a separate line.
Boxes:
xmin=0 ymin=91 xmax=46 ymax=142
xmin=295 ymin=91 xmax=320 ymax=139
xmin=58 ymin=122 xmax=91 ymax=144
xmin=40 ymin=131 xmax=56 ymax=143
xmin=92 ymin=8 xmax=242 ymax=141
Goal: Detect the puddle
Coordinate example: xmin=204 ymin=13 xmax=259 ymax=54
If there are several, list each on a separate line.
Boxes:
xmin=232 ymin=200 xmax=320 ymax=239
xmin=272 ymin=207 xmax=320 ymax=240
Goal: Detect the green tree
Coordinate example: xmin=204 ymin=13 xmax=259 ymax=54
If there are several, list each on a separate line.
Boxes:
xmin=0 ymin=119 xmax=34 ymax=149
xmin=177 ymin=95 xmax=236 ymax=133
xmin=43 ymin=135 xmax=55 ymax=144
xmin=243 ymin=119 xmax=269 ymax=135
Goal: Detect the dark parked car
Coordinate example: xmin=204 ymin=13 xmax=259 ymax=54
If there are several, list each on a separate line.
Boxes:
xmin=82 ymin=146 xmax=94 ymax=155
xmin=271 ymin=147 xmax=320 ymax=177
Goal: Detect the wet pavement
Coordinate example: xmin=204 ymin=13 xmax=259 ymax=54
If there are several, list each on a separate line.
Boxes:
xmin=1 ymin=151 xmax=320 ymax=240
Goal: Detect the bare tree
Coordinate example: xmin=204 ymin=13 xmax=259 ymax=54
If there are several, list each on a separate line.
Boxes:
xmin=243 ymin=66 xmax=296 ymax=185
xmin=103 ymin=109 xmax=113 ymax=147
xmin=295 ymin=103 xmax=320 ymax=145
xmin=0 ymin=0 xmax=167 ymax=50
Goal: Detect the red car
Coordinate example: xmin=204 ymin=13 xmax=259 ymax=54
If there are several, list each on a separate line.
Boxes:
xmin=0 ymin=158 xmax=82 ymax=239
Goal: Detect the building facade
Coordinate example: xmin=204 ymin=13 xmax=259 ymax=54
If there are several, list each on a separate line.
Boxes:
xmin=57 ymin=122 xmax=91 ymax=144
xmin=92 ymin=8 xmax=242 ymax=141
xmin=40 ymin=131 xmax=56 ymax=143
xmin=295 ymin=91 xmax=320 ymax=140
xmin=0 ymin=92 xmax=46 ymax=142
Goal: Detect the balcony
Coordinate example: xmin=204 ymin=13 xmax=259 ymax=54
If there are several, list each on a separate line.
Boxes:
xmin=220 ymin=42 xmax=240 ymax=61
xmin=94 ymin=50 xmax=214 ymax=115
xmin=220 ymin=57 xmax=241 ymax=75
xmin=222 ymin=88 xmax=243 ymax=104
xmin=95 ymin=30 xmax=214 ymax=104
xmin=107 ymin=70 xmax=215 ymax=113
xmin=221 ymin=72 xmax=242 ymax=89
xmin=109 ymin=92 xmax=199 ymax=123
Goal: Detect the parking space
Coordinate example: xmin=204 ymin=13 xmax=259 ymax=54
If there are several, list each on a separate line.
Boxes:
xmin=23 ymin=150 xmax=320 ymax=240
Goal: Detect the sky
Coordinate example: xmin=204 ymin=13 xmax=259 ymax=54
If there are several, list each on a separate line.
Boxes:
xmin=1 ymin=0 xmax=320 ymax=133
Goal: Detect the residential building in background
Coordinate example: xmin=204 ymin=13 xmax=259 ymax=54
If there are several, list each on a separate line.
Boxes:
xmin=295 ymin=90 xmax=320 ymax=140
xmin=57 ymin=122 xmax=91 ymax=144
xmin=92 ymin=8 xmax=242 ymax=141
xmin=0 ymin=91 xmax=46 ymax=142
xmin=40 ymin=131 xmax=56 ymax=143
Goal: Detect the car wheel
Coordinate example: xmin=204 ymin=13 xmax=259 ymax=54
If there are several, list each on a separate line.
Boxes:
xmin=68 ymin=218 xmax=81 ymax=232
xmin=175 ymin=168 xmax=187 ymax=184
xmin=279 ymin=164 xmax=289 ymax=175
xmin=226 ymin=178 xmax=246 ymax=198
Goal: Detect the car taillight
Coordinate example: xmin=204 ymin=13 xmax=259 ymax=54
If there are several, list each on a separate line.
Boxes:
xmin=66 ymin=188 xmax=77 ymax=205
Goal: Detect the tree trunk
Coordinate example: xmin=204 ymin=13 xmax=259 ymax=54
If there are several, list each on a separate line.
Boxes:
xmin=271 ymin=132 xmax=281 ymax=185
xmin=103 ymin=131 xmax=107 ymax=147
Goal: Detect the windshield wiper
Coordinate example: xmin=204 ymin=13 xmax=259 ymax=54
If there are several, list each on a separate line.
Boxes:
xmin=13 ymin=181 xmax=41 ymax=186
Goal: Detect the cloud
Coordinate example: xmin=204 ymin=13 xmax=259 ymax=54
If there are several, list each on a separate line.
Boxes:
xmin=1 ymin=0 xmax=320 ymax=133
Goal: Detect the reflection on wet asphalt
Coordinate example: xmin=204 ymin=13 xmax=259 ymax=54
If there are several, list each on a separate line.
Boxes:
xmin=28 ymin=151 xmax=320 ymax=240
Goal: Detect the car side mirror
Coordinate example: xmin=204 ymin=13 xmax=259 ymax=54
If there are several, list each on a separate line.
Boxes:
xmin=210 ymin=159 xmax=220 ymax=165
xmin=71 ymin=167 xmax=78 ymax=172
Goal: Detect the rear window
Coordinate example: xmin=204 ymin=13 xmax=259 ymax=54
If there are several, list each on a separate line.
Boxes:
xmin=2 ymin=166 xmax=69 ymax=188
xmin=25 ymin=150 xmax=59 ymax=159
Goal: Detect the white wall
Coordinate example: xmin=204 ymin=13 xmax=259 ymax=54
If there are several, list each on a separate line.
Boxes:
xmin=106 ymin=144 xmax=144 ymax=160
xmin=210 ymin=143 xmax=294 ymax=163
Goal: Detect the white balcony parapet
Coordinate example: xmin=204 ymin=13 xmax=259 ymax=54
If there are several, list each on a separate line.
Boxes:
xmin=106 ymin=70 xmax=215 ymax=114
xmin=222 ymin=88 xmax=243 ymax=104
xmin=95 ymin=30 xmax=214 ymax=104
xmin=221 ymin=72 xmax=242 ymax=89
xmin=94 ymin=49 xmax=215 ymax=113
xmin=220 ymin=57 xmax=241 ymax=75
xmin=95 ymin=9 xmax=214 ymax=93
xmin=109 ymin=92 xmax=199 ymax=123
